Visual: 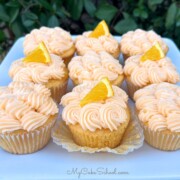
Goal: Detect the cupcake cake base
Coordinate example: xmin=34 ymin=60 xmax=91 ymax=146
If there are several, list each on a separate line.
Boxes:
xmin=45 ymin=79 xmax=68 ymax=103
xmin=61 ymin=46 xmax=76 ymax=66
xmin=68 ymin=118 xmax=129 ymax=149
xmin=141 ymin=122 xmax=180 ymax=151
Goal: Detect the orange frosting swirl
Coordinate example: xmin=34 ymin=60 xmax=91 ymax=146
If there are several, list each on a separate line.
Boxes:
xmin=80 ymin=103 xmax=102 ymax=131
xmin=148 ymin=114 xmax=167 ymax=131
xmin=99 ymin=102 xmax=127 ymax=131
xmin=72 ymin=81 xmax=95 ymax=93
xmin=62 ymin=102 xmax=81 ymax=125
xmin=0 ymin=109 xmax=22 ymax=133
xmin=120 ymin=29 xmax=168 ymax=56
xmin=9 ymin=54 xmax=67 ymax=84
xmin=75 ymin=32 xmax=120 ymax=58
xmin=134 ymin=88 xmax=155 ymax=101
xmin=106 ymin=96 xmax=127 ymax=109
xmin=61 ymin=92 xmax=80 ymax=106
xmin=124 ymin=55 xmax=180 ymax=87
xmin=167 ymin=113 xmax=180 ymax=132
xmin=23 ymin=26 xmax=74 ymax=57
xmin=68 ymin=51 xmax=123 ymax=84
xmin=0 ymin=87 xmax=12 ymax=96
xmin=0 ymin=82 xmax=58 ymax=133
xmin=112 ymin=86 xmax=128 ymax=101
xmin=135 ymin=83 xmax=180 ymax=132
xmin=61 ymin=81 xmax=128 ymax=132
xmin=5 ymin=98 xmax=31 ymax=120
xmin=21 ymin=111 xmax=49 ymax=131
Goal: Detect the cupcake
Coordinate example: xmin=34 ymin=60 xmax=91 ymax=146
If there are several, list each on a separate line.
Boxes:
xmin=0 ymin=81 xmax=58 ymax=154
xmin=61 ymin=80 xmax=130 ymax=148
xmin=9 ymin=54 xmax=68 ymax=103
xmin=68 ymin=51 xmax=124 ymax=86
xmin=23 ymin=26 xmax=75 ymax=65
xmin=124 ymin=55 xmax=180 ymax=99
xmin=134 ymin=83 xmax=180 ymax=151
xmin=120 ymin=29 xmax=168 ymax=60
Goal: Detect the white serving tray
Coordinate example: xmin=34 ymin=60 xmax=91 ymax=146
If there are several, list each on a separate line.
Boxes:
xmin=0 ymin=36 xmax=180 ymax=180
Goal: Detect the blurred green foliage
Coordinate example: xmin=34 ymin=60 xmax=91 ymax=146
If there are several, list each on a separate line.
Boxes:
xmin=0 ymin=0 xmax=180 ymax=57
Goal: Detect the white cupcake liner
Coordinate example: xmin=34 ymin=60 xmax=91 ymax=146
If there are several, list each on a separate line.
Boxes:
xmin=0 ymin=118 xmax=56 ymax=154
xmin=141 ymin=123 xmax=180 ymax=151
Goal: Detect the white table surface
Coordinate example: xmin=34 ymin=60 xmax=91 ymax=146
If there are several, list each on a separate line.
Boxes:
xmin=0 ymin=37 xmax=180 ymax=180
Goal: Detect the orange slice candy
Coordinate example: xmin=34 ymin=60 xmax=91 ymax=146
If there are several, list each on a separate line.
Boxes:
xmin=140 ymin=42 xmax=165 ymax=62
xmin=80 ymin=77 xmax=114 ymax=107
xmin=89 ymin=20 xmax=110 ymax=38
xmin=23 ymin=42 xmax=51 ymax=64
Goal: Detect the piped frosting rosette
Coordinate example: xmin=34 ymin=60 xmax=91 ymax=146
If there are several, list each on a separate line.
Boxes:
xmin=120 ymin=29 xmax=168 ymax=58
xmin=0 ymin=81 xmax=58 ymax=133
xmin=68 ymin=51 xmax=124 ymax=86
xmin=61 ymin=81 xmax=128 ymax=132
xmin=124 ymin=55 xmax=180 ymax=99
xmin=9 ymin=54 xmax=67 ymax=84
xmin=23 ymin=26 xmax=75 ymax=59
xmin=75 ymin=31 xmax=120 ymax=58
xmin=124 ymin=55 xmax=179 ymax=87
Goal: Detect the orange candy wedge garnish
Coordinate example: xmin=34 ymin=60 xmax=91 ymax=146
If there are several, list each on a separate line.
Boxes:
xmin=23 ymin=42 xmax=51 ymax=64
xmin=89 ymin=20 xmax=110 ymax=38
xmin=140 ymin=42 xmax=165 ymax=62
xmin=80 ymin=77 xmax=114 ymax=107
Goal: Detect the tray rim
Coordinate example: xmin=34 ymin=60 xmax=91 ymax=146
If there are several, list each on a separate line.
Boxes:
xmin=0 ymin=35 xmax=180 ymax=180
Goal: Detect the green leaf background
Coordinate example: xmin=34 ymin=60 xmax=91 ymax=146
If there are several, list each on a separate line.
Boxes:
xmin=0 ymin=0 xmax=179 ymax=59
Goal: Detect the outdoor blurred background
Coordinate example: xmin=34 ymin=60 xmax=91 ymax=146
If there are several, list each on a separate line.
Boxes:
xmin=0 ymin=0 xmax=179 ymax=61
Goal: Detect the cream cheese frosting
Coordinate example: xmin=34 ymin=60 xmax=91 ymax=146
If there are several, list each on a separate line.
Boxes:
xmin=23 ymin=26 xmax=74 ymax=57
xmin=68 ymin=51 xmax=123 ymax=84
xmin=61 ymin=81 xmax=128 ymax=132
xmin=124 ymin=55 xmax=180 ymax=87
xmin=0 ymin=82 xmax=58 ymax=133
xmin=120 ymin=29 xmax=168 ymax=56
xmin=75 ymin=32 xmax=120 ymax=58
xmin=9 ymin=54 xmax=68 ymax=84
xmin=134 ymin=83 xmax=180 ymax=132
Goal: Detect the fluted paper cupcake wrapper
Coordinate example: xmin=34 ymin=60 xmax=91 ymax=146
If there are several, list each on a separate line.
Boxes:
xmin=52 ymin=104 xmax=144 ymax=154
xmin=48 ymin=80 xmax=68 ymax=103
xmin=140 ymin=123 xmax=180 ymax=151
xmin=0 ymin=118 xmax=56 ymax=154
